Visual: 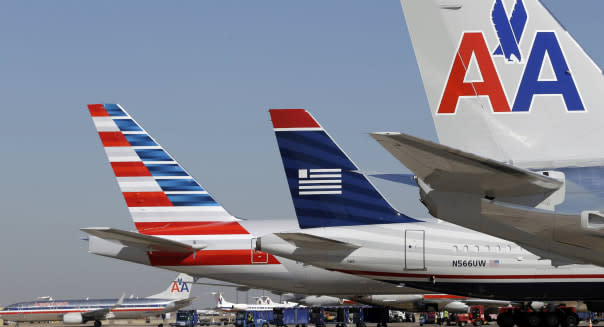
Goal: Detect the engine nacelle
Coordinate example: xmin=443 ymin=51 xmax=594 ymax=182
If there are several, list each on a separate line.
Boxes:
xmin=301 ymin=296 xmax=343 ymax=306
xmin=530 ymin=302 xmax=546 ymax=310
xmin=63 ymin=313 xmax=84 ymax=324
xmin=444 ymin=301 xmax=469 ymax=313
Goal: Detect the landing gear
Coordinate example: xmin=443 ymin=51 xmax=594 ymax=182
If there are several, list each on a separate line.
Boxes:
xmin=497 ymin=312 xmax=514 ymax=327
xmin=496 ymin=305 xmax=578 ymax=327
xmin=563 ymin=314 xmax=578 ymax=327
xmin=525 ymin=313 xmax=541 ymax=327
xmin=94 ymin=320 xmax=102 ymax=327
xmin=544 ymin=313 xmax=559 ymax=327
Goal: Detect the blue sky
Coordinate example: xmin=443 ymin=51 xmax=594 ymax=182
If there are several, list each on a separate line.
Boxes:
xmin=0 ymin=0 xmax=603 ymax=308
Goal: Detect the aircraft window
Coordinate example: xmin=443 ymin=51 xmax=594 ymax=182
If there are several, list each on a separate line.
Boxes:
xmin=497 ymin=245 xmax=501 ymax=252
xmin=508 ymin=245 xmax=513 ymax=253
xmin=473 ymin=245 xmax=480 ymax=253
xmin=485 ymin=245 xmax=491 ymax=252
xmin=463 ymin=245 xmax=469 ymax=253
xmin=453 ymin=245 xmax=458 ymax=252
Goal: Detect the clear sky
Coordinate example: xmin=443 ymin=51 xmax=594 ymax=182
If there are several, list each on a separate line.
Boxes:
xmin=0 ymin=0 xmax=603 ymax=309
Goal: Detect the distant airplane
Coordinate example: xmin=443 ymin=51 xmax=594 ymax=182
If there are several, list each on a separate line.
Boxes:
xmin=214 ymin=293 xmax=297 ymax=311
xmin=197 ymin=309 xmax=221 ymax=316
xmin=356 ymin=294 xmax=509 ymax=314
xmin=0 ymin=273 xmax=194 ymax=327
xmin=282 ymin=294 xmax=349 ymax=307
xmin=282 ymin=292 xmax=508 ymax=314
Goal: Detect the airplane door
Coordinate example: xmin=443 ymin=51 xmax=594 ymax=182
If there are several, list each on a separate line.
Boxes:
xmin=251 ymin=237 xmax=268 ymax=264
xmin=405 ymin=230 xmax=425 ymax=270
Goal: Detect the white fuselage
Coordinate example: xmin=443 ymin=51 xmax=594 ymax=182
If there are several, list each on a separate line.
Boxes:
xmin=87 ymin=219 xmax=426 ymax=296
xmin=259 ymin=218 xmax=604 ymax=301
xmin=0 ymin=298 xmax=182 ymax=323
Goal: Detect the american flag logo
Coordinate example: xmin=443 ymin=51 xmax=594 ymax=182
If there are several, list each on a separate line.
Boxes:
xmin=489 ymin=259 xmax=500 ymax=267
xmin=298 ymin=169 xmax=342 ymax=195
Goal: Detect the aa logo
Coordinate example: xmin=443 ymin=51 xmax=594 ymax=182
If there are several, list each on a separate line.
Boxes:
xmin=437 ymin=0 xmax=584 ymax=114
xmin=170 ymin=277 xmax=190 ymax=293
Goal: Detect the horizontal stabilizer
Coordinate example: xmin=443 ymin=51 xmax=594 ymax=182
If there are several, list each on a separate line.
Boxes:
xmin=370 ymin=132 xmax=562 ymax=198
xmin=81 ymin=227 xmax=206 ymax=253
xmin=275 ymin=232 xmax=360 ymax=250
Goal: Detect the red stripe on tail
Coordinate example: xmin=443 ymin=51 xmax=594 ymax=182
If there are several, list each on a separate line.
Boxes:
xmin=269 ymin=109 xmax=320 ymax=129
xmin=111 ymin=162 xmax=151 ymax=177
xmin=136 ymin=221 xmax=249 ymax=235
xmin=88 ymin=104 xmax=109 ymax=117
xmin=99 ymin=132 xmax=130 ymax=147
xmin=123 ymin=192 xmax=173 ymax=207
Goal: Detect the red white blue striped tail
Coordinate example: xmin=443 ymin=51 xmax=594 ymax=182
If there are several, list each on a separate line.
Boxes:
xmin=87 ymin=104 xmax=247 ymax=236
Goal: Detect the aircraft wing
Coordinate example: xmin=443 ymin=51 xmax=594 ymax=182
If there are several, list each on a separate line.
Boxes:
xmin=81 ymin=227 xmax=206 ymax=253
xmin=275 ymin=232 xmax=360 ymax=250
xmin=81 ymin=294 xmax=125 ymax=320
xmin=370 ymin=132 xmax=562 ymax=198
xmin=479 ymin=200 xmax=597 ymax=264
xmin=173 ymin=297 xmax=196 ymax=307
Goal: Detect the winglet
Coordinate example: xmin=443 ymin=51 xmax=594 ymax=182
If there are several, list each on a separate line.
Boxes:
xmin=113 ymin=293 xmax=126 ymax=309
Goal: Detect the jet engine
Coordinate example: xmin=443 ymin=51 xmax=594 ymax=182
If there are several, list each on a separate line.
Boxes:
xmin=300 ymin=296 xmax=344 ymax=306
xmin=63 ymin=313 xmax=84 ymax=324
xmin=444 ymin=301 xmax=469 ymax=313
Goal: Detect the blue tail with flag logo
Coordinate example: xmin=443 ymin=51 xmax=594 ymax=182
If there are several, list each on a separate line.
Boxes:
xmin=269 ymin=109 xmax=419 ymax=228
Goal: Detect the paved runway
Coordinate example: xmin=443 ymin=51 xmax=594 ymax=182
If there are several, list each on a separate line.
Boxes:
xmin=3 ymin=322 xmax=593 ymax=327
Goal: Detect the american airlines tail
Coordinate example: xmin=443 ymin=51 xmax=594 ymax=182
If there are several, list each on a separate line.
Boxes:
xmin=400 ymin=0 xmax=604 ymax=168
xmin=147 ymin=273 xmax=193 ymax=300
xmin=214 ymin=293 xmax=231 ymax=309
xmin=87 ymin=103 xmax=246 ymax=236
xmin=269 ymin=109 xmax=420 ymax=228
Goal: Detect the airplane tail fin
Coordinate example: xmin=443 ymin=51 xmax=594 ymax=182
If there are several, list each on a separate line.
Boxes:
xmin=86 ymin=104 xmax=248 ymax=236
xmin=400 ymin=0 xmax=604 ymax=166
xmin=214 ymin=292 xmax=229 ymax=308
xmin=147 ymin=273 xmax=193 ymax=300
xmin=269 ymin=109 xmax=419 ymax=228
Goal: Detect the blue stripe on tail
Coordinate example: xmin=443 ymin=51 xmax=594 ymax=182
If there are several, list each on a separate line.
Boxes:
xmin=274 ymin=130 xmax=419 ymax=228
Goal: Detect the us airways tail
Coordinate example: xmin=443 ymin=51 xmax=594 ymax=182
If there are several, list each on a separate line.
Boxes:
xmin=269 ymin=109 xmax=419 ymax=228
xmin=400 ymin=0 xmax=604 ymax=168
xmin=86 ymin=104 xmax=246 ymax=236
xmin=148 ymin=273 xmax=194 ymax=300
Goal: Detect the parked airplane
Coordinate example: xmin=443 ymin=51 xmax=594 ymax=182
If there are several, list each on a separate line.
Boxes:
xmin=215 ymin=293 xmax=297 ymax=311
xmin=357 ymin=294 xmax=509 ymax=314
xmin=80 ymin=103 xmax=424 ymax=297
xmin=258 ymin=109 xmax=604 ymax=327
xmin=281 ymin=294 xmax=350 ymax=307
xmin=0 ymin=273 xmax=193 ymax=327
xmin=365 ymin=0 xmax=604 ymax=268
xmin=197 ymin=309 xmax=221 ymax=316
xmin=81 ymin=104 xmax=504 ymax=316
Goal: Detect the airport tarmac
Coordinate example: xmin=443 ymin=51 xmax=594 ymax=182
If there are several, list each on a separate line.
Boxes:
xmin=4 ymin=322 xmax=594 ymax=327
